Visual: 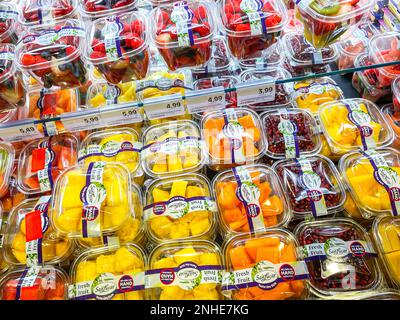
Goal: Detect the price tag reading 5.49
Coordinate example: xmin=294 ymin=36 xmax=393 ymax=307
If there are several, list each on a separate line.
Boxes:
xmin=185 ymin=86 xmax=226 ymax=114
xmin=236 ymin=78 xmax=276 ymax=106
xmin=143 ymin=94 xmax=185 ymax=120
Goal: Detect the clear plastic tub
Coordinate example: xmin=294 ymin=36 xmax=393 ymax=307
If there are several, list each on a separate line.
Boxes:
xmin=213 ymin=164 xmax=290 ymax=237
xmin=150 ymin=1 xmax=216 ymax=71
xmin=222 ymin=229 xmax=309 ymax=300
xmin=0 ymin=142 xmax=15 ymax=199
xmin=86 ymin=12 xmax=150 ymax=84
xmin=295 ymin=0 xmax=374 ymax=48
xmin=0 ymin=161 xmax=26 ymax=214
xmin=239 ymin=67 xmax=292 ymax=110
xmin=318 ymin=98 xmax=394 ymax=156
xmin=2 ymin=198 xmax=73 ymax=266
xmin=144 ymin=173 xmax=216 ymax=243
xmin=79 ymin=0 xmax=137 ymax=19
xmin=146 ymin=240 xmax=223 ymax=300
xmin=17 ymin=134 xmax=79 ymax=195
xmin=0 ymin=3 xmax=21 ymax=45
xmin=69 ymin=244 xmax=146 ymax=300
xmin=339 ymin=147 xmax=400 ymax=219
xmin=220 ymin=0 xmax=287 ymax=60
xmin=281 ymin=54 xmax=332 ymax=77
xmin=292 ymin=77 xmax=344 ymax=115
xmin=0 ymin=266 xmax=69 ymax=300
xmin=392 ymin=76 xmax=400 ymax=111
xmin=202 ymin=108 xmax=265 ymax=171
xmin=294 ymin=218 xmax=383 ymax=298
xmin=141 ymin=120 xmax=205 ymax=178
xmin=382 ymin=103 xmax=400 ymax=149
xmin=261 ymin=108 xmax=322 ymax=159
xmin=51 ymin=162 xmax=132 ymax=238
xmin=238 ymin=40 xmax=284 ymax=70
xmin=273 ymin=155 xmax=346 ymax=219
xmin=19 ymin=0 xmax=78 ymax=27
xmin=371 ymin=216 xmax=400 ymax=289
xmin=16 ymin=19 xmax=87 ymax=89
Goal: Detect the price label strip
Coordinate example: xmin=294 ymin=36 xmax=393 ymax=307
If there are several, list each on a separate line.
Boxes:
xmin=0 ymin=120 xmax=43 ymax=142
xmin=185 ymin=86 xmax=226 ymax=114
xmin=100 ymin=104 xmax=143 ymax=127
xmin=143 ymin=93 xmax=185 ymax=120
xmin=61 ymin=110 xmax=103 ymax=133
xmin=236 ymin=78 xmax=276 ymax=106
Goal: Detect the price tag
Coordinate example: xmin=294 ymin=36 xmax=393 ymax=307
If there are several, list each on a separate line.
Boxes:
xmin=236 ymin=78 xmax=276 ymax=106
xmin=0 ymin=121 xmax=43 ymax=142
xmin=99 ymin=104 xmax=143 ymax=126
xmin=61 ymin=111 xmax=102 ymax=132
xmin=185 ymin=86 xmax=226 ymax=114
xmin=143 ymin=94 xmax=185 ymax=120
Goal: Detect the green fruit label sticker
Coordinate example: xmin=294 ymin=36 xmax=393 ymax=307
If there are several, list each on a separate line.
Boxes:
xmin=240 ymin=0 xmax=266 ymax=36
xmin=171 ymin=1 xmax=195 ymax=47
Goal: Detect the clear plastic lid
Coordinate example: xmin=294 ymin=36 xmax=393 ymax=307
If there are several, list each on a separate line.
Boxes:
xmin=292 ymin=77 xmax=344 ymax=115
xmin=87 ymin=81 xmax=137 ymax=108
xmin=261 ymin=108 xmax=322 ymax=159
xmin=283 ymin=32 xmax=338 ymax=66
xmin=202 ymin=108 xmax=265 ymax=169
xmin=273 ymin=155 xmax=346 ymax=218
xmin=337 ymin=23 xmax=376 ymax=58
xmin=51 ymin=162 xmax=132 ymax=238
xmin=238 ymin=40 xmax=284 ymax=70
xmin=141 ymin=120 xmax=205 ymax=178
xmin=222 ymin=229 xmax=309 ymax=300
xmin=80 ymin=0 xmax=137 ymax=19
xmin=220 ymin=0 xmax=287 ymax=36
xmin=393 ymin=76 xmax=400 ymax=103
xmin=0 ymin=142 xmax=15 ymax=198
xmin=19 ymin=0 xmax=77 ymax=26
xmin=79 ymin=128 xmax=142 ymax=177
xmin=17 ymin=134 xmax=79 ymax=195
xmin=213 ymin=164 xmax=290 ymax=237
xmin=0 ymin=266 xmax=69 ymax=300
xmin=239 ymin=67 xmax=293 ymax=109
xmin=144 ymin=173 xmax=216 ymax=243
xmin=2 ymin=198 xmax=73 ymax=266
xmin=0 ymin=2 xmax=19 ymax=43
xmin=372 ymin=216 xmax=400 ymax=289
xmin=318 ymin=98 xmax=394 ymax=155
xmin=147 ymin=240 xmax=223 ymax=300
xmin=69 ymin=244 xmax=146 ymax=300
xmin=294 ymin=218 xmax=383 ymax=298
xmin=339 ymin=147 xmax=400 ymax=218
xmin=381 ymin=103 xmax=400 ymax=143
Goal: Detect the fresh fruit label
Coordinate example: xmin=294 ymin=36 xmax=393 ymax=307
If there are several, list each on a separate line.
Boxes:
xmin=69 ymin=272 xmax=145 ymax=300
xmin=345 ymin=102 xmax=376 ymax=150
xmin=294 ymin=81 xmax=340 ymax=96
xmin=0 ymin=51 xmax=14 ymax=61
xmin=311 ymin=51 xmax=323 ymax=65
xmin=0 ymin=9 xmax=18 ymax=21
xmin=240 ymin=0 xmax=266 ymax=36
xmin=37 ymin=89 xmax=59 ymax=136
xmin=144 ymin=196 xmax=216 ymax=220
xmin=277 ymin=111 xmax=300 ymax=159
xmin=232 ymin=166 xmax=266 ymax=233
xmin=32 ymin=139 xmax=56 ymax=192
xmin=142 ymin=136 xmax=200 ymax=159
xmin=102 ymin=16 xmax=124 ymax=61
xmin=24 ymin=196 xmax=51 ymax=267
xmin=81 ymin=162 xmax=107 ymax=238
xmin=223 ymin=109 xmax=246 ymax=164
xmin=295 ymin=0 xmax=313 ymax=10
xmin=22 ymin=25 xmax=85 ymax=45
xmin=15 ymin=266 xmax=42 ymax=300
xmin=36 ymin=0 xmax=55 ymax=24
xmin=171 ymin=1 xmax=195 ymax=47
xmin=296 ymin=158 xmax=328 ymax=217
xmin=104 ymin=84 xmax=121 ymax=105
xmin=222 ymin=260 xmax=309 ymax=291
xmin=78 ymin=140 xmax=142 ymax=162
xmin=145 ymin=262 xmax=223 ymax=290
xmin=362 ymin=150 xmax=400 ymax=216
xmin=301 ymin=238 xmax=377 ymax=261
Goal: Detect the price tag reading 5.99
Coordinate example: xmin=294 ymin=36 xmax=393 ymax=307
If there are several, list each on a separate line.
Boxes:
xmin=236 ymin=79 xmax=276 ymax=106
xmin=61 ymin=112 xmax=103 ymax=132
xmin=144 ymin=94 xmax=185 ymax=120
xmin=100 ymin=105 xmax=143 ymax=126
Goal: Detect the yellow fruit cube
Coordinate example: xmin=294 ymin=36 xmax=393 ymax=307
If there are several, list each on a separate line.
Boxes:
xmin=152 ymin=163 xmax=168 ymax=173
xmin=61 ymin=185 xmax=84 ymax=210
xmin=170 ymin=181 xmax=188 ymax=198
xmin=96 ymin=254 xmax=116 ymax=274
xmin=117 ymin=218 xmax=140 ymax=242
xmin=189 ymin=217 xmax=210 ymax=236
xmin=42 ymin=242 xmax=56 ymax=260
xmin=159 ymin=286 xmax=185 ymax=300
xmin=105 ymin=180 xmax=128 ymax=207
xmin=199 ymin=253 xmax=219 ymax=266
xmin=57 ymin=208 xmax=82 ymax=232
xmin=183 ymin=154 xmax=199 ymax=169
xmin=112 ymin=294 xmax=125 ymax=300
xmin=76 ymin=261 xmax=97 ymax=282
xmin=169 ymin=223 xmax=190 ymax=239
xmin=114 ymin=247 xmax=143 ymax=273
xmin=56 ymin=240 xmax=69 ymax=257
xmin=152 ymin=188 xmax=170 ymax=202
xmin=173 ymin=247 xmax=199 ymax=265
xmin=381 ymin=225 xmax=400 ymax=252
xmin=103 ymin=205 xmax=129 ymax=228
xmin=125 ymin=291 xmax=143 ymax=300
xmin=150 ymin=216 xmax=173 ymax=238
xmin=12 ymin=250 xmax=26 ymax=263
xmin=12 ymin=233 xmax=26 ymax=252
xmin=153 ymin=256 xmax=176 ymax=269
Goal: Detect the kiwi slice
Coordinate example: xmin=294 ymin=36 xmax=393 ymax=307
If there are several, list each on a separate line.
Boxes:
xmin=310 ymin=0 xmax=341 ymax=16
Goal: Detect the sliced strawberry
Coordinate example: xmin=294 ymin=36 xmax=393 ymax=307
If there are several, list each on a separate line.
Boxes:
xmin=90 ymin=51 xmax=106 ymax=59
xmin=194 ymin=5 xmax=207 ymax=20
xmin=236 ymin=23 xmax=251 ymax=32
xmin=21 ymin=54 xmax=36 ymax=66
xmin=92 ymin=39 xmax=106 ymax=53
xmin=131 ymin=20 xmax=144 ymax=35
xmin=193 ymin=22 xmax=210 ymax=37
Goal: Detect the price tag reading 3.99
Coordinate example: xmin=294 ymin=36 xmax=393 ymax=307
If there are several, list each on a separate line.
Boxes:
xmin=185 ymin=86 xmax=226 ymax=114
xmin=144 ymin=94 xmax=185 ymax=120
xmin=236 ymin=79 xmax=276 ymax=106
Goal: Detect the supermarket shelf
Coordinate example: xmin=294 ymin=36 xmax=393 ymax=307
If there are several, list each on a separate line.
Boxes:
xmin=1 ymin=59 xmax=400 ymax=143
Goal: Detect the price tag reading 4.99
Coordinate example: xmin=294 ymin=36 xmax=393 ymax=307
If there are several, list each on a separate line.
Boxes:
xmin=236 ymin=78 xmax=276 ymax=106
xmin=185 ymin=86 xmax=226 ymax=114
xmin=143 ymin=94 xmax=185 ymax=120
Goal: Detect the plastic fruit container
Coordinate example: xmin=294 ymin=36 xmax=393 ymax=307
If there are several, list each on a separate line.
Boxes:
xmin=0 ymin=3 xmax=20 ymax=45
xmin=220 ymin=0 xmax=287 ymax=60
xmin=292 ymin=77 xmax=344 ymax=115
xmin=144 ymin=173 xmax=216 ymax=243
xmin=273 ymin=155 xmax=346 ymax=219
xmin=19 ymin=0 xmax=77 ymax=26
xmin=318 ymin=98 xmax=394 ymax=156
xmin=0 ymin=142 xmax=15 ymax=199
xmin=222 ymin=229 xmax=309 ymax=300
xmin=141 ymin=120 xmax=205 ymax=178
xmin=80 ymin=0 xmax=137 ymax=19
xmin=339 ymin=147 xmax=400 ymax=219
xmin=281 ymin=54 xmax=331 ymax=77
xmin=69 ymin=244 xmax=146 ymax=300
xmin=0 ymin=266 xmax=69 ymax=300
xmin=0 ymin=163 xmax=26 ymax=214
xmin=213 ymin=164 xmax=290 ymax=237
xmin=51 ymin=162 xmax=132 ymax=238
xmin=238 ymin=40 xmax=283 ymax=70
xmin=17 ymin=134 xmax=79 ymax=195
xmin=150 ymin=1 xmax=216 ymax=71
xmin=146 ymin=240 xmax=223 ymax=300
xmin=382 ymin=103 xmax=400 ymax=149
xmin=202 ymin=108 xmax=265 ymax=171
xmin=2 ymin=197 xmax=73 ymax=266
xmin=86 ymin=12 xmax=150 ymax=84
xmin=261 ymin=108 xmax=322 ymax=159
xmin=371 ymin=216 xmax=400 ymax=289
xmin=239 ymin=68 xmax=293 ymax=110
xmin=295 ymin=0 xmax=373 ymax=49
xmin=17 ymin=19 xmax=87 ymax=89
xmin=0 ymin=44 xmax=26 ymax=112
xmin=393 ymin=77 xmax=400 ymax=111
xmin=295 ymin=218 xmax=383 ymax=298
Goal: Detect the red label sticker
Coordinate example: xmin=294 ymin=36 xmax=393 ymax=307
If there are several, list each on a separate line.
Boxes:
xmin=25 ymin=210 xmax=43 ymax=242
xmin=31 ymin=148 xmax=46 ymax=172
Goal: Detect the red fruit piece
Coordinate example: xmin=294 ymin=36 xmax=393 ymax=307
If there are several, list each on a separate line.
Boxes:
xmin=131 ymin=20 xmax=144 ymax=35
xmin=193 ymin=22 xmax=210 ymax=37
xmin=114 ymin=0 xmax=132 ymax=9
xmin=194 ymin=5 xmax=207 ymax=20
xmin=265 ymin=13 xmax=282 ymax=27
xmin=92 ymin=39 xmax=106 ymax=53
xmin=90 ymin=51 xmax=106 ymax=59
xmin=21 ymin=54 xmax=36 ymax=66
xmin=236 ymin=23 xmax=251 ymax=32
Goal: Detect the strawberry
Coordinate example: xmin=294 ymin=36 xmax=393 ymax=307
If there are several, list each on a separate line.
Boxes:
xmin=92 ymin=39 xmax=106 ymax=53
xmin=194 ymin=5 xmax=207 ymax=20
xmin=265 ymin=14 xmax=282 ymax=27
xmin=224 ymin=3 xmax=235 ymax=15
xmin=235 ymin=23 xmax=251 ymax=32
xmin=129 ymin=37 xmax=144 ymax=50
xmin=114 ymin=0 xmax=132 ymax=9
xmin=21 ymin=54 xmax=36 ymax=66
xmin=65 ymin=46 xmax=76 ymax=57
xmin=131 ymin=20 xmax=143 ymax=35
xmin=90 ymin=51 xmax=106 ymax=59
xmin=193 ymin=22 xmax=210 ymax=37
